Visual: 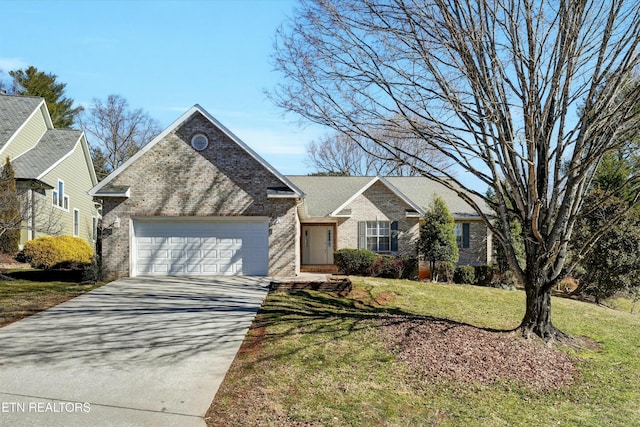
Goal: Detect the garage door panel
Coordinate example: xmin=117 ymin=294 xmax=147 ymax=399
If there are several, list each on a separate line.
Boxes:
xmin=133 ymin=219 xmax=268 ymax=276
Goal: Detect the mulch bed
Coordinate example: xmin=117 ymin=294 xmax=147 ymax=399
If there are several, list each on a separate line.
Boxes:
xmin=380 ymin=316 xmax=580 ymax=391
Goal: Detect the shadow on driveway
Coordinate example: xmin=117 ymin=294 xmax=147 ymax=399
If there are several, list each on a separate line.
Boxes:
xmin=0 ymin=276 xmax=270 ymax=426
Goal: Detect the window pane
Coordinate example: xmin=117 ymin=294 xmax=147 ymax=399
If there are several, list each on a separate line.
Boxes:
xmin=378 ymin=222 xmax=390 ymax=236
xmin=58 ymin=181 xmax=64 ymax=207
xmin=378 ymin=237 xmax=390 ymax=252
xmin=63 ymin=196 xmax=69 ymax=210
xmin=367 ymin=221 xmax=377 ymax=235
xmin=52 ymin=191 xmax=58 ymax=206
xmin=367 ymin=237 xmax=378 ymax=251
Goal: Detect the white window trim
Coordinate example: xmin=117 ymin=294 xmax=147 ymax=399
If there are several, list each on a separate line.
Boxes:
xmin=366 ymin=220 xmax=391 ymax=253
xmin=73 ymin=208 xmax=80 ymax=237
xmin=52 ymin=179 xmax=70 ymax=212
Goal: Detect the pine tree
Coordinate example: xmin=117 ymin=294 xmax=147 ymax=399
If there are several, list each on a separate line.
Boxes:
xmin=9 ymin=66 xmax=82 ymax=128
xmin=0 ymin=158 xmax=21 ymax=254
xmin=417 ymin=196 xmax=459 ymax=281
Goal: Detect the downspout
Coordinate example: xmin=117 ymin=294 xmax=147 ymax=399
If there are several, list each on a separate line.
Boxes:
xmin=30 ymin=187 xmax=36 ymax=240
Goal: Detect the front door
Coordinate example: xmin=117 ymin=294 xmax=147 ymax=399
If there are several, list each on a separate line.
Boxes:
xmin=302 ymin=225 xmax=334 ymax=265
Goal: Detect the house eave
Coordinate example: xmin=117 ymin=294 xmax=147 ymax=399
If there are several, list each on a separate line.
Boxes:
xmin=16 ymin=178 xmax=54 ymax=190
xmin=91 ymin=187 xmax=131 ymax=198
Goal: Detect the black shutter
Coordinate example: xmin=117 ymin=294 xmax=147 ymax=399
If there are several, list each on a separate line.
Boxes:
xmin=462 ymin=223 xmax=470 ymax=248
xmin=391 ymin=221 xmax=398 ymax=252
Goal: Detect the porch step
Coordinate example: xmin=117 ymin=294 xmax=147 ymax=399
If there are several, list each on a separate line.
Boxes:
xmin=300 ymin=264 xmax=339 ymax=274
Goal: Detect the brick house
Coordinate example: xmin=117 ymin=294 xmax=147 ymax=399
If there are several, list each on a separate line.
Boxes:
xmin=90 ymin=105 xmax=492 ymax=279
xmin=287 ymin=176 xmax=492 ymax=272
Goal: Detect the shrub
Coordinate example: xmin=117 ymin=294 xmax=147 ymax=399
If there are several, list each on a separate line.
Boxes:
xmin=23 ymin=236 xmax=93 ymax=270
xmin=398 ymin=256 xmax=418 ymax=280
xmin=368 ymin=255 xmax=417 ymax=279
xmin=81 ymin=257 xmax=105 ymax=283
xmin=454 ymin=265 xmax=476 ymax=284
xmin=334 ymin=249 xmax=377 ymax=275
xmin=555 ymin=277 xmax=579 ymax=294
xmin=369 ymin=254 xmax=396 ymax=278
xmin=491 ymin=270 xmax=520 ymax=290
xmin=434 ymin=261 xmax=455 ymax=282
xmin=475 ymin=264 xmax=497 ymax=287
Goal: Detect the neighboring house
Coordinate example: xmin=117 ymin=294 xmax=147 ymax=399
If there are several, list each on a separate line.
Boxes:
xmin=90 ymin=104 xmax=492 ymax=279
xmin=0 ymin=94 xmax=99 ymax=249
xmin=286 ymin=176 xmax=493 ymax=271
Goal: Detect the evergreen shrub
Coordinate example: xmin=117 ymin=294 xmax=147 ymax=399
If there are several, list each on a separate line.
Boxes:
xmin=23 ymin=236 xmax=93 ymax=270
xmin=453 ymin=265 xmax=476 ymax=284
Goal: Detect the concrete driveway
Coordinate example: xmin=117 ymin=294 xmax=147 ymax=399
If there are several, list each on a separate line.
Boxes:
xmin=0 ymin=276 xmax=270 ymax=427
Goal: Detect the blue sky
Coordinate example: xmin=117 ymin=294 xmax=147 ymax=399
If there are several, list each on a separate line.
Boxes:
xmin=0 ymin=0 xmax=326 ymax=175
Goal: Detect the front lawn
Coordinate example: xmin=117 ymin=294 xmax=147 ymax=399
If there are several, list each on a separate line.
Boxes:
xmin=0 ymin=270 xmax=103 ymax=327
xmin=207 ymin=277 xmax=640 ymax=426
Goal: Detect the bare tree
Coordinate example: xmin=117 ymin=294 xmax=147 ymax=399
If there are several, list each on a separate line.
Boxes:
xmin=79 ymin=95 xmax=161 ymax=180
xmin=307 ymin=133 xmax=366 ymax=175
xmin=272 ymin=0 xmax=640 ymax=341
xmin=307 ymin=129 xmax=453 ymax=176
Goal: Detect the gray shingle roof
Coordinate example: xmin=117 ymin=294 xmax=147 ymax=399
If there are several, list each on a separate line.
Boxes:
xmin=12 ymin=129 xmax=81 ymax=180
xmin=286 ymin=176 xmax=374 ymax=217
xmin=286 ymin=175 xmax=490 ymax=219
xmin=0 ymin=94 xmax=44 ymax=150
xmin=385 ymin=177 xmax=489 ymax=218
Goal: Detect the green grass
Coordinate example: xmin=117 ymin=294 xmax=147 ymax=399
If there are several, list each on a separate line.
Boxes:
xmin=0 ymin=270 xmax=103 ymax=326
xmin=208 ymin=277 xmax=640 ymax=426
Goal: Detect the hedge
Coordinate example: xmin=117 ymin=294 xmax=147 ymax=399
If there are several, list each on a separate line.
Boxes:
xmin=23 ymin=236 xmax=93 ymax=270
xmin=334 ymin=248 xmax=378 ymax=275
xmin=334 ymin=248 xmax=417 ymax=279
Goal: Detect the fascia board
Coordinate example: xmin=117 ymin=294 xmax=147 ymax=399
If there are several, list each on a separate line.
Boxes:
xmin=195 ymin=105 xmax=305 ymax=197
xmin=36 ymin=136 xmax=80 ymax=179
xmin=329 ymin=176 xmax=380 ymax=217
xmin=90 ymin=104 xmax=305 ymax=198
xmin=378 ymin=176 xmax=425 ymax=215
xmin=89 ymin=106 xmax=196 ymax=196
xmin=0 ymin=98 xmax=48 ymax=158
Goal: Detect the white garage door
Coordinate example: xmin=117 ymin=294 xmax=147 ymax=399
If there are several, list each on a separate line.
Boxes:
xmin=132 ymin=218 xmax=269 ymax=276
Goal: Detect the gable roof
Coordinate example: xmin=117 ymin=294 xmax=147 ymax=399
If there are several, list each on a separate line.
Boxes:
xmin=90 ymin=104 xmax=304 ymax=198
xmin=0 ymin=94 xmax=97 ymax=187
xmin=286 ymin=175 xmax=490 ymax=220
xmin=12 ymin=129 xmax=83 ymax=179
xmin=285 ymin=176 xmax=373 ymax=217
xmin=385 ymin=177 xmax=488 ymax=218
xmin=0 ymin=94 xmax=51 ymax=152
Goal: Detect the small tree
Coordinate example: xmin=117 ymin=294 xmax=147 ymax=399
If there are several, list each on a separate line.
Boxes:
xmin=572 ymin=191 xmax=640 ymax=303
xmin=417 ymin=196 xmax=458 ymax=281
xmin=0 ymin=158 xmax=21 ymax=254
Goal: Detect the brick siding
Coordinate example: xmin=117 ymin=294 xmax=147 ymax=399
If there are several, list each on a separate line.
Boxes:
xmin=100 ymin=112 xmax=298 ymax=278
xmin=336 ymin=181 xmax=420 ymax=256
xmin=334 ymin=181 xmax=491 ymax=265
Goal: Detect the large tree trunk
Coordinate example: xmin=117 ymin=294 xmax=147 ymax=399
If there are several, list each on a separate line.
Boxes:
xmin=518 ymin=283 xmax=571 ymax=343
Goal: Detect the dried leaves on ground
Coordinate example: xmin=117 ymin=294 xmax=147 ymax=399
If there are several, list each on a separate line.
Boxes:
xmin=381 ymin=316 xmax=579 ymax=391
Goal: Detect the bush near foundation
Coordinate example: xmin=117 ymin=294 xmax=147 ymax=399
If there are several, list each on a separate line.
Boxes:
xmin=23 ymin=236 xmax=93 ymax=270
xmin=334 ymin=249 xmax=378 ymax=276
xmin=454 ymin=265 xmax=476 ymax=284
xmin=370 ymin=255 xmax=418 ymax=279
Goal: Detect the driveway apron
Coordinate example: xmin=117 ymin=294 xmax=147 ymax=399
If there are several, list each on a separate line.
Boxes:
xmin=0 ymin=276 xmax=270 ymax=427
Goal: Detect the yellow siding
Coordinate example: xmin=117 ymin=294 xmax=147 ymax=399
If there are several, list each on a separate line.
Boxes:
xmin=38 ymin=141 xmax=98 ymax=247
xmin=2 ymin=111 xmax=47 ymax=162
